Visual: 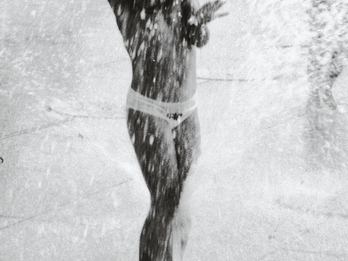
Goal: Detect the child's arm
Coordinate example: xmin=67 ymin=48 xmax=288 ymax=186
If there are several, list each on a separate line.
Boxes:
xmin=182 ymin=0 xmax=226 ymax=48
xmin=181 ymin=0 xmax=208 ymax=48
xmin=196 ymin=0 xmax=227 ymax=24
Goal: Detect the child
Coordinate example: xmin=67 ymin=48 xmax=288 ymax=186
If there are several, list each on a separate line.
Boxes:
xmin=107 ymin=0 xmax=226 ymax=260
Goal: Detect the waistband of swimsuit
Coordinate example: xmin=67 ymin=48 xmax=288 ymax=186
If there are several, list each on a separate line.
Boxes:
xmin=126 ymin=87 xmax=197 ymax=112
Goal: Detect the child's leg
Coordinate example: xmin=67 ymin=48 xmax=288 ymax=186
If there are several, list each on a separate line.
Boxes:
xmin=171 ymin=110 xmax=201 ymax=260
xmin=127 ymin=109 xmax=186 ymax=261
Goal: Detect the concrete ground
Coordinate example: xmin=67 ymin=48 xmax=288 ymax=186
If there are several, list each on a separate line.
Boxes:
xmin=1 ymin=0 xmax=348 ymax=260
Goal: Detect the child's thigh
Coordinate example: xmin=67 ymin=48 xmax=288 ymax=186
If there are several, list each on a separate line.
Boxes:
xmin=173 ymin=110 xmax=201 ymax=176
xmin=127 ymin=109 xmax=180 ymax=189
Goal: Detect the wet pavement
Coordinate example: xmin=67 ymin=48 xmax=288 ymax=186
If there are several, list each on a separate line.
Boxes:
xmin=1 ymin=0 xmax=348 ymax=260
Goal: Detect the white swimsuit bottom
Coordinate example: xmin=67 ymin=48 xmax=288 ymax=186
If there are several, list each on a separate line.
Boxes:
xmin=126 ymin=88 xmax=197 ymax=129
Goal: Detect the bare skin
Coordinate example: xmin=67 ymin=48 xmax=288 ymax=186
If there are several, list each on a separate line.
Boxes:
xmin=108 ymin=0 xmax=226 ymax=260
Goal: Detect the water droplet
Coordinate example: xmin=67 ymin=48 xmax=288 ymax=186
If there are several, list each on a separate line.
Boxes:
xmin=117 ymin=6 xmax=122 ymax=16
xmin=141 ymin=9 xmax=146 ymax=20
xmin=149 ymin=135 xmax=154 ymax=145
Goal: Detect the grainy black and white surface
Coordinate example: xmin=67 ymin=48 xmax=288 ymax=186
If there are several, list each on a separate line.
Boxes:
xmin=1 ymin=0 xmax=348 ymax=260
